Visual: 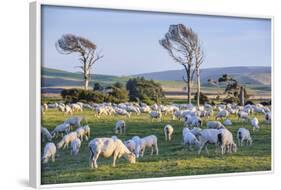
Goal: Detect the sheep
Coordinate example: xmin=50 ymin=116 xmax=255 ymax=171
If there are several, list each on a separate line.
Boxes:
xmin=197 ymin=129 xmax=220 ymax=155
xmin=184 ymin=115 xmax=202 ymax=127
xmin=41 ymin=127 xmax=52 ymax=141
xmin=164 ymin=124 xmax=174 ymax=142
xmin=190 ymin=127 xmax=202 ymax=138
xmin=216 ymin=109 xmax=229 ymax=120
xmin=57 ymin=132 xmax=78 ymax=149
xmin=42 ymin=142 xmax=56 ymax=164
xmin=238 ymin=111 xmax=250 ymax=121
xmin=237 ymin=128 xmax=252 ymax=146
xmin=251 ymin=117 xmax=260 ymax=131
xmin=71 ymin=103 xmax=83 ymax=112
xmin=88 ymin=137 xmax=136 ymax=168
xmin=183 ymin=130 xmax=200 ymax=151
xmin=217 ymin=128 xmax=237 ymax=155
xmin=115 ymin=108 xmax=131 ymax=118
xmin=64 ymin=116 xmax=84 ymax=129
xmin=76 ymin=125 xmax=90 ymax=142
xmin=223 ymin=119 xmax=232 ymax=126
xmin=115 ymin=120 xmax=126 ymax=134
xmin=265 ymin=112 xmax=271 ymax=123
xmin=140 ymin=105 xmax=151 ymax=113
xmin=124 ymin=139 xmax=137 ymax=155
xmin=182 ymin=127 xmax=190 ymax=138
xmin=58 ymin=104 xmax=65 ymax=112
xmin=71 ymin=138 xmax=81 ymax=155
xmin=139 ymin=135 xmax=159 ymax=157
xmin=51 ymin=123 xmax=71 ymax=138
xmin=206 ymin=121 xmax=225 ymax=129
xmin=96 ymin=106 xmax=108 ymax=117
xmin=64 ymin=105 xmax=73 ymax=115
xmin=150 ymin=111 xmax=162 ymax=122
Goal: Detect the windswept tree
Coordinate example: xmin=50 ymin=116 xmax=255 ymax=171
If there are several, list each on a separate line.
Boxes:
xmin=56 ymin=34 xmax=103 ymax=90
xmin=159 ymin=24 xmax=203 ymax=105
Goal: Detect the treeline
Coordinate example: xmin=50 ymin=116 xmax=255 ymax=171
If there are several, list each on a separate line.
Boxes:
xmin=61 ymin=77 xmax=166 ymax=105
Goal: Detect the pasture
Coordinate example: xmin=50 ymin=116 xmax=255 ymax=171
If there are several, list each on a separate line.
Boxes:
xmin=41 ymin=109 xmax=271 ymax=185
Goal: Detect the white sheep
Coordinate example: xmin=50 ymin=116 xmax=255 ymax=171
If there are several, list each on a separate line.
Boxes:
xmin=238 ymin=111 xmax=250 ymax=121
xmin=64 ymin=116 xmax=84 ymax=129
xmin=251 ymin=117 xmax=260 ymax=131
xmin=150 ymin=111 xmax=162 ymax=122
xmin=190 ymin=127 xmax=202 ymax=138
xmin=41 ymin=127 xmax=52 ymax=141
xmin=71 ymin=138 xmax=81 ymax=155
xmin=88 ymin=137 xmax=136 ymax=168
xmin=206 ymin=121 xmax=225 ymax=129
xmin=51 ymin=123 xmax=71 ymax=138
xmin=164 ymin=124 xmax=174 ymax=141
xmin=115 ymin=120 xmax=126 ymax=134
xmin=237 ymin=128 xmax=252 ymax=146
xmin=265 ymin=112 xmax=271 ymax=123
xmin=115 ymin=108 xmax=131 ymax=118
xmin=217 ymin=128 xmax=237 ymax=155
xmin=57 ymin=132 xmax=78 ymax=149
xmin=42 ymin=142 xmax=56 ymax=164
xmin=71 ymin=103 xmax=83 ymax=112
xmin=197 ymin=129 xmax=220 ymax=155
xmin=223 ymin=119 xmax=232 ymax=126
xmin=139 ymin=135 xmax=159 ymax=157
xmin=216 ymin=109 xmax=229 ymax=120
xmin=64 ymin=105 xmax=73 ymax=115
xmin=183 ymin=130 xmax=200 ymax=151
xmin=124 ymin=139 xmax=137 ymax=155
xmin=76 ymin=125 xmax=90 ymax=142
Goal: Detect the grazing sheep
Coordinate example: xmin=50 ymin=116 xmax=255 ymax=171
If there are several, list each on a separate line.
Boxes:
xmin=217 ymin=128 xmax=237 ymax=155
xmin=265 ymin=112 xmax=271 ymax=123
xmin=150 ymin=111 xmax=162 ymax=122
xmin=164 ymin=124 xmax=174 ymax=141
xmin=42 ymin=142 xmax=56 ymax=164
xmin=64 ymin=116 xmax=84 ymax=129
xmin=64 ymin=105 xmax=73 ymax=115
xmin=76 ymin=125 xmax=90 ymax=142
xmin=71 ymin=103 xmax=83 ymax=112
xmin=184 ymin=115 xmax=202 ymax=127
xmin=237 ymin=128 xmax=252 ymax=146
xmin=223 ymin=119 xmax=232 ymax=126
xmin=71 ymin=138 xmax=81 ymax=155
xmin=88 ymin=137 xmax=136 ymax=168
xmin=251 ymin=117 xmax=260 ymax=131
xmin=238 ymin=111 xmax=250 ymax=121
xmin=115 ymin=108 xmax=131 ymax=118
xmin=57 ymin=132 xmax=78 ymax=149
xmin=96 ymin=106 xmax=108 ymax=117
xmin=115 ymin=120 xmax=126 ymax=134
xmin=182 ymin=127 xmax=190 ymax=138
xmin=216 ymin=110 xmax=229 ymax=120
xmin=51 ymin=123 xmax=71 ymax=138
xmin=206 ymin=121 xmax=225 ymax=129
xmin=183 ymin=130 xmax=200 ymax=151
xmin=190 ymin=127 xmax=202 ymax=138
xmin=41 ymin=127 xmax=52 ymax=141
xmin=197 ymin=129 xmax=220 ymax=155
xmin=124 ymin=139 xmax=137 ymax=155
xmin=139 ymin=135 xmax=159 ymax=157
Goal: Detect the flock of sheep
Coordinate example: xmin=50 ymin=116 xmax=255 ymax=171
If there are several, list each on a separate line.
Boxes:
xmin=41 ymin=101 xmax=271 ymax=169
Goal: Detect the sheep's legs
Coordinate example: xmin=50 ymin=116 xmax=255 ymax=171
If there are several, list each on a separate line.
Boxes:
xmin=112 ymin=153 xmax=118 ymax=167
xmin=52 ymin=155 xmax=55 ymax=162
xmin=150 ymin=147 xmax=154 ymax=155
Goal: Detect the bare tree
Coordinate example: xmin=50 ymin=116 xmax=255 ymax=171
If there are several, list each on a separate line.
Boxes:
xmin=159 ymin=24 xmax=200 ymax=104
xmin=56 ymin=34 xmax=103 ymax=90
xmin=193 ymin=44 xmax=204 ymax=107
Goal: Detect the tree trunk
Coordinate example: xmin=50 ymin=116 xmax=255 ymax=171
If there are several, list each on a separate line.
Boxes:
xmin=196 ymin=68 xmax=200 ymax=107
xmin=187 ymin=65 xmax=192 ymax=104
xmin=239 ymin=86 xmax=245 ymax=106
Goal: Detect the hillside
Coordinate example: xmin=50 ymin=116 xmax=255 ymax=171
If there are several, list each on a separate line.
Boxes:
xmin=133 ymin=66 xmax=271 ymax=86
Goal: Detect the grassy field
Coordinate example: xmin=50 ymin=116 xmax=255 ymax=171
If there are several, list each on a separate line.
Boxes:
xmin=41 ymin=109 xmax=271 ymax=185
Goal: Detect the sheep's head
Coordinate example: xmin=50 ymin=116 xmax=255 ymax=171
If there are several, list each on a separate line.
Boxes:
xmin=127 ymin=153 xmax=136 ymax=164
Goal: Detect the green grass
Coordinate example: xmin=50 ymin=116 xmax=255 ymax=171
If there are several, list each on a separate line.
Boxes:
xmin=41 ymin=110 xmax=271 ymax=185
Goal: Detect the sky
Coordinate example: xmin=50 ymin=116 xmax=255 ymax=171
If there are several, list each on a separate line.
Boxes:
xmin=42 ymin=5 xmax=271 ymax=76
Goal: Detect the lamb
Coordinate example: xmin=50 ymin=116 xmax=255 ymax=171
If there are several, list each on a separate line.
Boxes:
xmin=237 ymin=128 xmax=252 ymax=146
xmin=115 ymin=120 xmax=126 ymax=134
xmin=64 ymin=116 xmax=84 ymax=129
xmin=197 ymin=129 xmax=220 ymax=155
xmin=217 ymin=128 xmax=237 ymax=155
xmin=88 ymin=137 xmax=136 ymax=168
xmin=216 ymin=109 xmax=229 ymax=120
xmin=251 ymin=117 xmax=260 ymax=131
xmin=206 ymin=121 xmax=225 ymax=129
xmin=41 ymin=127 xmax=52 ymax=141
xmin=42 ymin=142 xmax=56 ymax=164
xmin=139 ymin=135 xmax=159 ymax=157
xmin=164 ymin=124 xmax=174 ymax=141
xmin=51 ymin=123 xmax=71 ymax=138
xmin=150 ymin=111 xmax=162 ymax=122
xmin=223 ymin=119 xmax=232 ymax=126
xmin=76 ymin=125 xmax=90 ymax=142
xmin=71 ymin=138 xmax=81 ymax=155
xmin=57 ymin=132 xmax=78 ymax=149
xmin=183 ymin=130 xmax=200 ymax=151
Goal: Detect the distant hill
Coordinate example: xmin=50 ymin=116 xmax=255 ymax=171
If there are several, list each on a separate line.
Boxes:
xmin=133 ymin=66 xmax=271 ymax=86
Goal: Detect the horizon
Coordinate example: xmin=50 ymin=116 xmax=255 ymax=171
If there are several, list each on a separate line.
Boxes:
xmin=42 ymin=5 xmax=271 ymax=76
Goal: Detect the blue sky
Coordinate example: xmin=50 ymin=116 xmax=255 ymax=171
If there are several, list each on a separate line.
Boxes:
xmin=42 ymin=5 xmax=271 ymax=76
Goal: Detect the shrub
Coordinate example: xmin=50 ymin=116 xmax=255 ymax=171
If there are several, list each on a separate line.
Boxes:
xmin=194 ymin=92 xmax=209 ymax=105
